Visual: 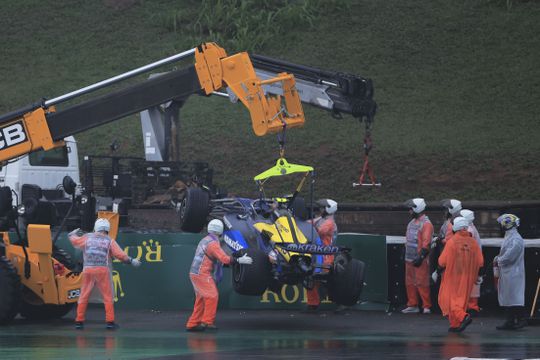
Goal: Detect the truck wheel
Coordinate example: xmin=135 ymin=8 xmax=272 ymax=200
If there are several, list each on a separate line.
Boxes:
xmin=232 ymin=249 xmax=271 ymax=296
xmin=179 ymin=187 xmax=210 ymax=233
xmin=19 ymin=287 xmax=74 ymax=320
xmin=328 ymin=258 xmax=365 ymax=306
xmin=0 ymin=256 xmax=20 ymax=324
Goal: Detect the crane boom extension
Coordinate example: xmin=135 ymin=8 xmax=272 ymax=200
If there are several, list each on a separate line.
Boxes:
xmin=0 ymin=43 xmax=305 ymax=163
xmin=141 ymin=54 xmax=379 ymax=161
xmin=250 ymin=54 xmax=377 ymax=120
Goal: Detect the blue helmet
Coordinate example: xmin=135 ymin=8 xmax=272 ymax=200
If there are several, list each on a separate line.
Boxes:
xmin=496 ymin=213 xmax=520 ymax=230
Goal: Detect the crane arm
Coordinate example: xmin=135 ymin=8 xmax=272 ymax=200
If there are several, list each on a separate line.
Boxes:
xmin=250 ymin=54 xmax=377 ymax=121
xmin=0 ymin=43 xmax=305 ymax=163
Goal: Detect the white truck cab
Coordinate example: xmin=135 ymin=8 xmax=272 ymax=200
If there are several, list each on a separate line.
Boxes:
xmin=0 ymin=136 xmax=80 ymax=204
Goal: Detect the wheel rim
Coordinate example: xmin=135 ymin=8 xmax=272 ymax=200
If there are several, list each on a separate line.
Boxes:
xmin=179 ymin=198 xmax=187 ymax=220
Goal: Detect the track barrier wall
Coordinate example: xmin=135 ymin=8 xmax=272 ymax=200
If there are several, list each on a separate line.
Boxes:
xmin=55 ymin=233 xmax=388 ymax=311
xmin=55 ymin=233 xmax=540 ymax=312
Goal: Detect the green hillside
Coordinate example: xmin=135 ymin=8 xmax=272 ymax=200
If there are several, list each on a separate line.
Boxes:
xmin=1 ymin=0 xmax=539 ymax=203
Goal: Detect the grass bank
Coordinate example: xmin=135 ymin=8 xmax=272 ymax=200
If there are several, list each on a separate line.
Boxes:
xmin=0 ymin=0 xmax=539 ymax=202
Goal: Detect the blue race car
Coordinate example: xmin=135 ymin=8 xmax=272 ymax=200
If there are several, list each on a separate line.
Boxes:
xmin=177 ymin=159 xmax=365 ymax=306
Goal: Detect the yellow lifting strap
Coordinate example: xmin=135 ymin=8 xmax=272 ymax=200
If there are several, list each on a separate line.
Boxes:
xmin=254 ymin=157 xmax=313 ymax=181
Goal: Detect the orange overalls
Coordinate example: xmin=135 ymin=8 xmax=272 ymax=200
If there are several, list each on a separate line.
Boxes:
xmin=405 ymin=215 xmax=434 ymax=309
xmin=186 ymin=234 xmax=233 ymax=328
xmin=438 ymin=230 xmax=483 ymax=328
xmin=69 ymin=232 xmax=129 ymax=323
xmin=307 ymin=215 xmax=338 ymax=307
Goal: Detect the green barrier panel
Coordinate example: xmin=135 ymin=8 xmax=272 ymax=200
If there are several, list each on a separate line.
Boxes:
xmin=54 ymin=232 xmax=388 ymax=311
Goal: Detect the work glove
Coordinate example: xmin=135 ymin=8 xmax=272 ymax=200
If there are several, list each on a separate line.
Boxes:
xmin=475 ymin=276 xmax=483 ymax=285
xmin=412 ymin=248 xmax=429 ymax=267
xmin=430 ymin=236 xmax=441 ymax=249
xmin=431 ymin=270 xmax=439 ymax=283
xmin=128 ymin=257 xmax=141 ymax=267
xmin=236 ymin=254 xmax=253 ymax=265
xmin=268 ymin=250 xmax=278 ymax=263
xmin=68 ymin=228 xmax=82 ymax=237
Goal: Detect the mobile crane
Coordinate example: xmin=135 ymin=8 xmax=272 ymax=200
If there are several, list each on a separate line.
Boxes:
xmin=0 ymin=42 xmax=377 ymax=323
xmin=0 ymin=42 xmax=309 ymax=323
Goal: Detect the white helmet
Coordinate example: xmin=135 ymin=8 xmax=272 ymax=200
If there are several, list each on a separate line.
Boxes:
xmin=94 ymin=218 xmax=110 ymax=233
xmin=453 ymin=216 xmax=469 ymax=231
xmin=207 ymin=219 xmax=224 ymax=235
xmin=442 ymin=199 xmax=462 ymax=215
xmin=317 ymin=199 xmax=338 ymax=215
xmin=405 ymin=198 xmax=426 ymax=214
xmin=460 ymin=209 xmax=474 ymax=224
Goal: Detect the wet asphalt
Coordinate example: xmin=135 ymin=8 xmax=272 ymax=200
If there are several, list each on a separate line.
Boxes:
xmin=0 ymin=308 xmax=538 ymax=359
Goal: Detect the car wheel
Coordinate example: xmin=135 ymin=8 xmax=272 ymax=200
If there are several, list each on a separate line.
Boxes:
xmin=328 ymin=258 xmax=365 ymax=306
xmin=290 ymin=197 xmax=308 ymax=221
xmin=179 ymin=187 xmax=210 ymax=233
xmin=232 ymin=249 xmax=271 ymax=296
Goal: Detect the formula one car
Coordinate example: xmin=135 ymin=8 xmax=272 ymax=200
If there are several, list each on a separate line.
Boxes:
xmin=176 ymin=158 xmax=365 ymax=306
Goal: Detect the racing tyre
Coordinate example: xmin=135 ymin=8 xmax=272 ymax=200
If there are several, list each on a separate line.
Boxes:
xmin=328 ymin=258 xmax=365 ymax=306
xmin=179 ymin=187 xmax=210 ymax=233
xmin=232 ymin=249 xmax=271 ymax=296
xmin=290 ymin=197 xmax=308 ymax=221
xmin=19 ymin=287 xmax=74 ymax=320
xmin=0 ymin=256 xmax=20 ymax=324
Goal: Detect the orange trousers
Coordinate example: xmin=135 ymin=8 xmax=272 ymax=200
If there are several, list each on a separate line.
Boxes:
xmin=406 ymin=285 xmax=432 ymax=309
xmin=468 ymin=297 xmax=480 ymax=311
xmin=76 ymin=267 xmax=115 ymax=322
xmin=186 ymin=274 xmax=219 ymax=328
xmin=307 ymin=282 xmax=321 ymax=306
xmin=405 ymin=262 xmax=431 ymax=309
xmin=307 ymin=255 xmax=334 ymax=307
xmin=448 ymin=301 xmax=468 ymax=328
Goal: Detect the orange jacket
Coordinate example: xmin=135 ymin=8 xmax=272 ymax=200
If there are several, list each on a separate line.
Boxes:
xmin=69 ymin=232 xmax=129 ymax=268
xmin=190 ymin=234 xmax=233 ymax=277
xmin=312 ymin=215 xmax=338 ymax=246
xmin=438 ymin=229 xmax=484 ymax=316
xmin=405 ymin=215 xmax=433 ymax=262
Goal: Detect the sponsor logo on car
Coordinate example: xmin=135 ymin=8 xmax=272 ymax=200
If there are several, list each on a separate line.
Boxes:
xmin=223 ymin=234 xmax=244 ymax=251
xmin=276 ymin=243 xmax=341 ymax=254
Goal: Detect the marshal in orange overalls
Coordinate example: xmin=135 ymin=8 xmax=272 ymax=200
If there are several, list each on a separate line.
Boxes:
xmin=69 ymin=232 xmax=130 ymax=323
xmin=186 ymin=234 xmax=234 ymax=329
xmin=438 ymin=229 xmax=483 ymax=328
xmin=306 ymin=215 xmax=338 ymax=307
xmin=404 ymin=214 xmax=434 ymax=310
